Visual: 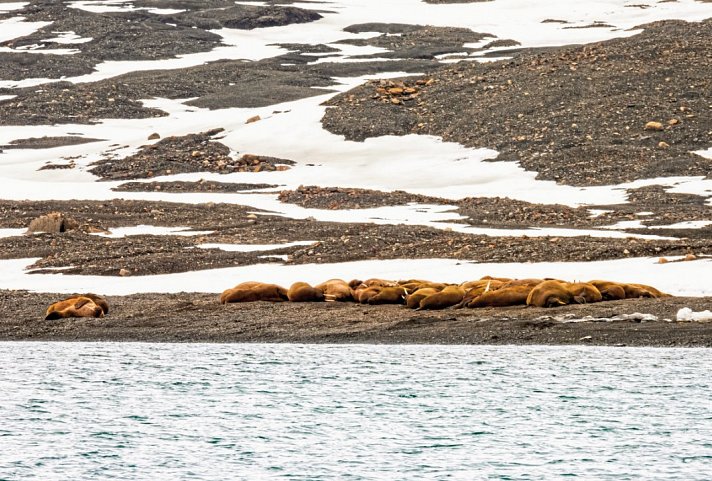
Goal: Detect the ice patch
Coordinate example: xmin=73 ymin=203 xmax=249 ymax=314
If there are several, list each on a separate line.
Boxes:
xmin=676 ymin=308 xmax=712 ymax=322
xmin=196 ymin=241 xmax=317 ymax=252
xmin=0 ymin=228 xmax=25 ymax=238
xmin=91 ymin=225 xmax=213 ymax=238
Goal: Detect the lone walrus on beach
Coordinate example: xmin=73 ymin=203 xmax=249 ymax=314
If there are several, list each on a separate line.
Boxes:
xmin=45 ymin=296 xmax=105 ymax=320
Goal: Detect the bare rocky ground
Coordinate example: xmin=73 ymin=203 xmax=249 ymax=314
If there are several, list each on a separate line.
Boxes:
xmin=1 ymin=4 xmax=711 ymax=344
xmin=322 ymin=18 xmax=712 ymax=186
xmin=1 ymin=290 xmax=711 ymax=346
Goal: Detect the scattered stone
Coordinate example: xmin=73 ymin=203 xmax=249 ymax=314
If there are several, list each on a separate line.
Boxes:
xmin=119 ymin=268 xmax=131 ymax=276
xmin=148 ymin=133 xmax=160 ymax=140
xmin=644 ymin=121 xmax=664 ymax=131
xmin=658 ymin=141 xmax=670 ymax=149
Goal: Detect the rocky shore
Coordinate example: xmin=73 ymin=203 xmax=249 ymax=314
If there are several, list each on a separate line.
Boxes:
xmin=2 ymin=290 xmax=711 ymax=346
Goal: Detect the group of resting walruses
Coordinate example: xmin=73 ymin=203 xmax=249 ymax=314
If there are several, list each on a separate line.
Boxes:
xmin=43 ymin=277 xmax=669 ymax=320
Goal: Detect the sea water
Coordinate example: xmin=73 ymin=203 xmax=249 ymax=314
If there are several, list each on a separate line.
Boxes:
xmin=0 ymin=343 xmax=710 ymax=480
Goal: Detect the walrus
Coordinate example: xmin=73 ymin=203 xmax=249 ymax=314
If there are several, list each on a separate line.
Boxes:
xmin=500 ymin=278 xmax=545 ymax=289
xmin=588 ymin=280 xmax=660 ymax=300
xmin=353 ymin=286 xmax=382 ymax=304
xmin=287 ymin=282 xmax=324 ymax=302
xmin=455 ymin=280 xmax=504 ymax=308
xmin=398 ymin=281 xmax=446 ymax=292
xmin=467 ymin=284 xmax=535 ymax=308
xmin=70 ymin=292 xmax=109 ymax=314
xmin=45 ymin=296 xmax=105 ymax=320
xmin=368 ymin=286 xmax=408 ymax=305
xmin=587 ymin=280 xmax=627 ymax=301
xmin=360 ymin=278 xmax=397 ymax=288
xmin=315 ymin=279 xmax=354 ymax=302
xmin=417 ymin=286 xmax=465 ymax=310
xmin=220 ymin=282 xmax=289 ymax=303
xmin=480 ymin=275 xmax=512 ymax=282
xmin=405 ymin=287 xmax=439 ymax=309
xmin=565 ymin=282 xmax=602 ymax=304
xmin=526 ymin=280 xmax=577 ymax=308
xmin=628 ymin=283 xmax=671 ymax=298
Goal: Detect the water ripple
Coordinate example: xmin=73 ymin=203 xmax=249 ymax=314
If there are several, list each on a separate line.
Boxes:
xmin=0 ymin=343 xmax=710 ymax=480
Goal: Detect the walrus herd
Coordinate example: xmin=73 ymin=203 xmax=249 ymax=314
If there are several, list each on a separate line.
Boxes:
xmin=218 ymin=276 xmax=670 ymax=310
xmin=43 ymin=277 xmax=670 ymax=320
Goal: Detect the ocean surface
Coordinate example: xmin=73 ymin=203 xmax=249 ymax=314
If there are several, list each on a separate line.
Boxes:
xmin=1 ymin=343 xmax=710 ymax=480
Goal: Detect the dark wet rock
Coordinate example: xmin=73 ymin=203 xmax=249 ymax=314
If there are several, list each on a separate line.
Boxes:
xmin=89 ymin=128 xmax=295 ymax=181
xmin=278 ymin=185 xmax=445 ymax=209
xmin=322 ymin=18 xmax=712 ymax=186
xmin=1 ymin=136 xmax=103 ymax=150
xmin=338 ymin=23 xmax=494 ymax=60
xmin=113 ymin=181 xmax=279 ymax=193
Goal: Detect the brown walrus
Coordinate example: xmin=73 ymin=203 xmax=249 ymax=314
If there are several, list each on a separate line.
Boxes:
xmin=628 ymin=283 xmax=671 ymax=298
xmin=467 ymin=284 xmax=535 ymax=308
xmin=588 ymin=280 xmax=664 ymax=300
xmin=368 ymin=286 xmax=408 ymax=305
xmin=455 ymin=280 xmax=504 ymax=308
xmin=220 ymin=282 xmax=289 ymax=303
xmin=587 ymin=280 xmax=627 ymax=301
xmin=353 ymin=286 xmax=382 ymax=304
xmin=565 ymin=282 xmax=602 ymax=304
xmin=287 ymin=282 xmax=324 ymax=302
xmin=45 ymin=296 xmax=105 ymax=320
xmin=315 ymin=279 xmax=354 ymax=302
xmin=500 ymin=278 xmax=546 ymax=288
xmin=70 ymin=292 xmax=109 ymax=314
xmin=406 ymin=287 xmax=440 ymax=309
xmin=359 ymin=278 xmax=398 ymax=288
xmin=526 ymin=280 xmax=577 ymax=308
xmin=417 ymin=286 xmax=465 ymax=310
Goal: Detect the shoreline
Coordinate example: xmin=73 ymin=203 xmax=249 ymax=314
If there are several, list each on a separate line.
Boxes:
xmin=3 ymin=290 xmax=711 ymax=347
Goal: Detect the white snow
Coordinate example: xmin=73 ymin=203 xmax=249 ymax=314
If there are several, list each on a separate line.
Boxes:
xmin=41 ymin=31 xmax=93 ymax=44
xmin=676 ymin=307 xmax=712 ymax=322
xmin=196 ymin=241 xmax=317 ymax=252
xmin=2 ymin=255 xmax=711 ymax=297
xmin=0 ymin=17 xmax=50 ymax=44
xmin=92 ymin=225 xmax=213 ymax=238
xmin=0 ymin=228 xmax=25 ymax=238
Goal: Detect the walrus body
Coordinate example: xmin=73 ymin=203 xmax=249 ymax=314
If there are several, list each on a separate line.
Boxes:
xmin=588 ymin=280 xmax=627 ymax=301
xmin=456 ymin=280 xmax=504 ymax=308
xmin=354 ymin=286 xmax=381 ymax=304
xmin=71 ymin=292 xmax=109 ymax=314
xmin=628 ymin=283 xmax=670 ymax=298
xmin=287 ymin=282 xmax=324 ymax=302
xmin=406 ymin=288 xmax=439 ymax=309
xmin=526 ymin=280 xmax=576 ymax=308
xmin=588 ymin=280 xmax=664 ymax=300
xmin=467 ymin=284 xmax=534 ymax=308
xmin=220 ymin=282 xmax=288 ymax=303
xmin=315 ymin=279 xmax=354 ymax=302
xmin=418 ymin=286 xmax=465 ymax=310
xmin=368 ymin=287 xmax=407 ymax=305
xmin=45 ymin=296 xmax=105 ymax=320
xmin=500 ymin=278 xmax=545 ymax=289
xmin=566 ymin=282 xmax=602 ymax=304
